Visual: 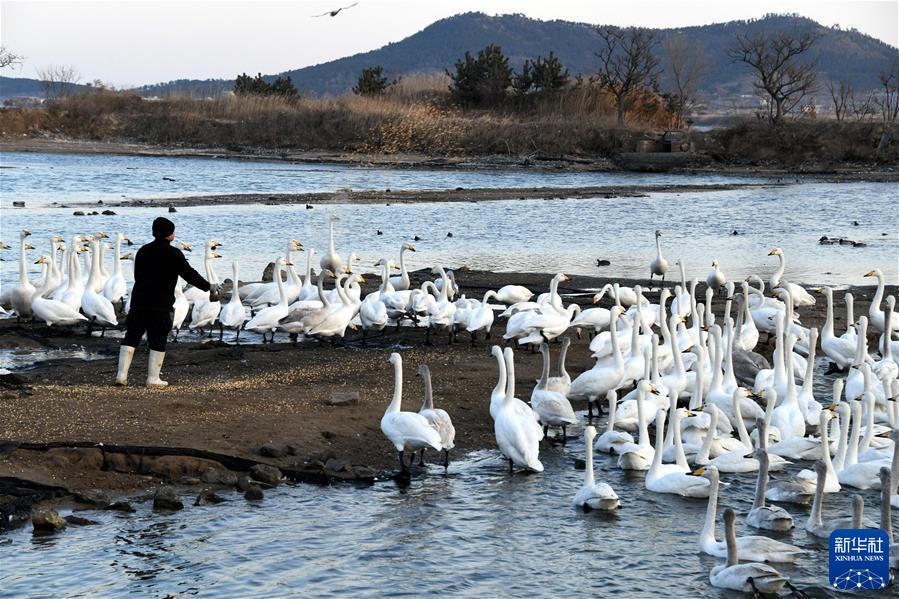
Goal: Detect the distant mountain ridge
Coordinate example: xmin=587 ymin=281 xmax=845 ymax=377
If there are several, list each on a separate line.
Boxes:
xmin=3 ymin=12 xmax=897 ymax=101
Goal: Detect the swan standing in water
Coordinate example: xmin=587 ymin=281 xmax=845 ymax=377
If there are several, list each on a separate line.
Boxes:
xmin=530 ymin=343 xmax=577 ymax=441
xmin=574 ymin=426 xmax=620 ymax=511
xmin=645 ymin=408 xmax=710 ymax=497
xmin=746 ymin=449 xmax=794 ymax=531
xmin=320 ymin=215 xmax=342 ymax=275
xmin=649 ymin=229 xmax=669 ymax=285
xmin=709 ymin=508 xmax=787 ymax=594
xmin=594 ymin=391 xmax=634 ymax=454
xmin=417 ymin=364 xmax=455 ymax=468
xmin=695 ymin=466 xmax=804 ymax=562
xmin=380 ymin=353 xmax=442 ymax=472
xmin=218 ymin=262 xmax=248 ymax=342
xmin=494 ymin=347 xmax=543 ymax=473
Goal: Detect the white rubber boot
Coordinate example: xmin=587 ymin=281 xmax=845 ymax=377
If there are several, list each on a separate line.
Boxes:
xmin=146 ymin=350 xmax=168 ymax=388
xmin=115 ymin=345 xmax=135 ymax=386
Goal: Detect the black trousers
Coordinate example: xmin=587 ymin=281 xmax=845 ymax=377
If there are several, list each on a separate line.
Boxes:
xmin=122 ymin=309 xmax=173 ymax=352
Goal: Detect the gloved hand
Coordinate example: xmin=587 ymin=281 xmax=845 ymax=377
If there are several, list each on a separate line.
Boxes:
xmin=208 ymin=284 xmax=222 ymax=302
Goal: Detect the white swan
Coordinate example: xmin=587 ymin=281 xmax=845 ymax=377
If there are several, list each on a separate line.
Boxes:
xmin=544 ymin=336 xmax=572 ymax=396
xmin=818 ymin=287 xmax=857 ymax=369
xmin=81 ymin=239 xmax=118 ymax=328
xmin=418 ymin=364 xmax=455 ymax=468
xmin=706 ymin=260 xmax=725 ymax=290
xmin=494 ymin=348 xmax=543 ymax=473
xmin=386 ymin=242 xmax=416 ymax=291
xmin=645 ymin=408 xmax=710 ymax=497
xmin=767 ymin=248 xmax=814 ymax=306
xmin=495 ymin=284 xmax=534 ymax=305
xmin=864 ymin=269 xmax=899 ymax=333
xmin=172 ymin=280 xmax=189 ymax=338
xmin=569 ymin=306 xmax=626 ymax=418
xmin=9 ymin=229 xmax=36 ymax=318
xmin=307 ymin=273 xmax=361 ymax=339
xmin=244 ymin=258 xmax=290 ymax=342
xmin=837 ymin=392 xmax=889 ymax=490
xmin=594 ymin=390 xmax=634 ymax=454
xmin=218 ymin=262 xmax=248 ymax=340
xmin=709 ymin=508 xmax=787 ymax=594
xmin=574 ymin=426 xmax=620 ymax=511
xmin=30 ymin=257 xmax=88 ymax=326
xmin=465 ymin=290 xmax=497 ymax=342
xmin=380 ymin=353 xmax=442 ymax=470
xmin=319 ymin=215 xmax=342 ymax=274
xmin=616 ymin=381 xmax=655 ymax=470
xmin=649 ymin=229 xmax=669 ymax=283
xmin=696 ymin=466 xmax=804 ymax=562
xmin=102 ymin=233 xmax=129 ymax=305
xmin=530 ymin=343 xmax=578 ymax=439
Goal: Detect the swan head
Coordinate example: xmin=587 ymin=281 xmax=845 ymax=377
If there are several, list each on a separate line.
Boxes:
xmin=24 ymin=242 xmax=35 ymax=250
xmin=389 ymin=352 xmax=401 ymax=367
xmin=212 ymin=253 xmax=223 ymax=259
xmin=56 ymin=244 xmax=66 ymax=252
xmin=0 ymin=242 xmax=10 ymax=249
xmin=180 ymin=242 xmax=192 ymax=252
xmin=768 ymin=248 xmax=783 ymax=256
xmin=654 ymin=229 xmax=662 ymax=238
xmin=51 ymin=235 xmax=63 ymax=243
xmin=22 ymin=229 xmax=31 ymax=238
xmin=491 ymin=345 xmax=503 ymax=359
xmin=584 ymin=425 xmax=597 ymax=443
xmin=209 ymin=240 xmax=222 ymax=250
xmin=404 ymin=243 xmax=416 ymax=252
xmin=96 ymin=231 xmax=109 ymax=239
xmin=34 ymin=256 xmax=48 ymax=265
xmin=290 ymin=239 xmax=303 ymax=251
xmin=121 ymin=253 xmax=133 ymax=261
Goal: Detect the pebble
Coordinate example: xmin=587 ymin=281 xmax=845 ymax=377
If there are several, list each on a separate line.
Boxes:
xmin=32 ymin=508 xmax=67 ymax=533
xmin=201 ymin=467 xmax=239 ymax=486
xmin=64 ymin=515 xmax=99 ymax=526
xmin=249 ymin=464 xmax=282 ymax=487
xmin=244 ymin=485 xmax=264 ymax=501
xmin=104 ymin=501 xmax=135 ymax=513
xmin=153 ymin=487 xmax=184 ymax=511
xmin=195 ymin=489 xmax=226 ymax=506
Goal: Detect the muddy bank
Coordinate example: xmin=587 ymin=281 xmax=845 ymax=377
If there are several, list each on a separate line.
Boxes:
xmin=70 ymin=183 xmax=774 ymax=209
xmin=3 ymin=137 xmax=898 ymax=182
xmin=0 ymin=270 xmax=894 ymax=528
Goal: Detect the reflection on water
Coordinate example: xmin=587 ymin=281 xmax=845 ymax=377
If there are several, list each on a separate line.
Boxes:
xmin=0 ymin=347 xmax=111 ymax=370
xmin=0 ymin=150 xmax=761 ymax=207
xmin=2 ymin=368 xmax=896 ymax=598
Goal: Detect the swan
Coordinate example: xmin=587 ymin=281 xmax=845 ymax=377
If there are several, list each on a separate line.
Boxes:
xmin=818 ymin=287 xmax=857 ymax=369
xmin=616 ymin=381 xmax=655 ymax=470
xmin=706 ymin=260 xmax=725 ymax=290
xmin=171 ymin=280 xmax=189 ymax=339
xmin=465 ymin=290 xmax=497 ymax=343
xmin=487 ymin=345 xmax=542 ymax=430
xmin=244 ymin=258 xmax=290 ymax=342
xmin=695 ymin=405 xmax=789 ymax=473
xmin=417 ymin=364 xmax=455 ymax=468
xmin=709 ymin=508 xmax=787 ymax=594
xmin=746 ymin=449 xmax=794 ymax=531
xmin=493 ymin=285 xmax=533 ymax=305
xmin=864 ymin=269 xmax=899 ymax=333
xmin=81 ymin=239 xmax=118 ymax=328
xmin=568 ymin=286 xmax=612 ymax=333
xmin=282 ymin=271 xmax=330 ymax=335
xmin=769 ymin=401 xmax=831 ymax=461
xmin=880 ymin=296 xmax=899 ymax=359
xmin=872 ymin=302 xmax=898 ymax=383
xmin=762 ymin=413 xmax=815 ymax=505
xmin=380 ymin=353 xmax=442 ymax=471
xmin=594 ymin=390 xmax=634 ymax=454
xmin=295 ymin=248 xmax=319 ymax=302
xmin=319 ymin=215 xmax=342 ymax=274
xmin=574 ymin=426 xmax=620 ymax=511
xmin=771 ymin=347 xmax=806 ymax=441
xmin=102 ymin=233 xmax=129 ymax=306
xmin=696 ymin=466 xmax=804 ymax=562
xmin=805 ymin=461 xmax=873 ymax=537
xmin=649 ymin=229 xmax=669 ymax=284
xmin=382 ymin=242 xmax=415 ymax=291
xmin=837 ymin=393 xmax=889 ymax=490
xmin=184 ymin=241 xmax=221 ymax=304
xmin=569 ymin=307 xmax=626 ymax=419
xmin=733 ymin=281 xmax=760 ymax=352
xmin=307 ymin=273 xmax=361 ymax=339
xmin=250 ymin=242 xmax=304 ymax=308
xmin=9 ymin=229 xmax=36 ymax=318
xmin=767 ymin=248 xmax=815 ymax=306
xmin=30 ymin=257 xmax=88 ymax=326
xmin=544 ymin=336 xmax=572 ymax=396
xmin=359 ymin=266 xmax=389 ymax=336
xmin=218 ymin=262 xmax=248 ymax=341
xmin=494 ymin=349 xmax=544 ymax=473
xmin=38 ymin=235 xmax=64 ymax=298
xmin=530 ymin=343 xmax=578 ymax=439
xmin=645 ymin=408 xmax=710 ymax=497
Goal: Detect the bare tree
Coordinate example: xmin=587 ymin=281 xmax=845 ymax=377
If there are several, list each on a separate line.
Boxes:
xmin=662 ymin=34 xmax=710 ymax=128
xmin=728 ymin=30 xmax=818 ymax=123
xmin=873 ymin=63 xmax=899 ymax=125
xmin=0 ymin=46 xmax=23 ymax=69
xmin=37 ymin=65 xmax=81 ymax=100
xmin=825 ymin=79 xmax=852 ymax=122
xmin=849 ymin=92 xmax=875 ymax=122
xmin=595 ymin=26 xmax=660 ymax=126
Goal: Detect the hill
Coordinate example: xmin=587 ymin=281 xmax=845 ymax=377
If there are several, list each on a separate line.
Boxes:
xmin=3 ymin=12 xmax=897 ymax=102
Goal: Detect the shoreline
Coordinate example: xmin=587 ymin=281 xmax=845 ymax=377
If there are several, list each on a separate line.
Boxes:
xmin=1 ymin=269 xmax=895 ymax=530
xmin=3 ymin=137 xmax=899 ymax=182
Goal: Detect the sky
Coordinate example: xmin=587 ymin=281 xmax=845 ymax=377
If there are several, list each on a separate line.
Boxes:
xmin=1 ymin=0 xmax=897 ymax=87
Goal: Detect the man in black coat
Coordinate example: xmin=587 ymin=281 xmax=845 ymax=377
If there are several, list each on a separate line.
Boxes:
xmin=115 ymin=217 xmax=220 ymax=387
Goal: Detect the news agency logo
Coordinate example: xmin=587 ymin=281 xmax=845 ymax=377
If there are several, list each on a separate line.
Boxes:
xmin=829 ymin=529 xmax=890 ymax=590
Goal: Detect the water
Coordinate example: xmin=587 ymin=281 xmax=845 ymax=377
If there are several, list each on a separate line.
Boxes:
xmin=1 ymin=153 xmax=896 ymax=292
xmin=0 ymin=151 xmax=759 ymax=207
xmin=2 ymin=403 xmax=895 ymax=597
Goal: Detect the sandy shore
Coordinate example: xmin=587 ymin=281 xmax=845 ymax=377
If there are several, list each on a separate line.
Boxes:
xmin=4 ymin=137 xmax=899 ymax=181
xmin=0 ymin=269 xmax=894 ymax=527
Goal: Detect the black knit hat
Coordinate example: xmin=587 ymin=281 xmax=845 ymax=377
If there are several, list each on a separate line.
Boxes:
xmin=152 ymin=217 xmax=175 ymax=239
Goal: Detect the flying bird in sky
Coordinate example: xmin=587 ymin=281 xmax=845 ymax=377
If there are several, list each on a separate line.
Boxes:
xmin=313 ymin=2 xmax=358 ymax=18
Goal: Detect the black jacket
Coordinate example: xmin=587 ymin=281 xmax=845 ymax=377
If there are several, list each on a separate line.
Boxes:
xmin=130 ymin=238 xmax=210 ymax=311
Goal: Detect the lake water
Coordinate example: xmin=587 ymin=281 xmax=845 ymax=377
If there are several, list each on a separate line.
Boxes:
xmin=1 ymin=151 xmax=897 ymax=597
xmin=1 ymin=152 xmax=896 ymax=294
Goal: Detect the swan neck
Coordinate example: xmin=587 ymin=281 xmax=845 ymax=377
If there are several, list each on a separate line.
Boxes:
xmin=493 ymin=350 xmax=507 ymax=400
xmin=421 ymin=367 xmax=433 ymax=411
xmin=753 ymin=454 xmax=768 ymax=510
xmin=724 ymin=514 xmax=738 ymax=567
xmin=585 ymin=435 xmax=595 ymax=485
xmin=701 ymin=470 xmax=719 ymax=545
xmin=649 ymin=409 xmax=665 ymax=473
xmin=387 ymin=358 xmax=402 ymax=413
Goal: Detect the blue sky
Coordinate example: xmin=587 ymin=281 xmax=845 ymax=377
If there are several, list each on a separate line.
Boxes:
xmin=1 ymin=0 xmax=896 ymax=86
